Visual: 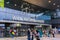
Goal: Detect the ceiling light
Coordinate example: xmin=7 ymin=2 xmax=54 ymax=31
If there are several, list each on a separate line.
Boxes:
xmin=53 ymin=3 xmax=56 ymax=5
xmin=48 ymin=0 xmax=51 ymax=3
xmin=25 ymin=7 xmax=28 ymax=9
xmin=15 ymin=4 xmax=17 ymax=6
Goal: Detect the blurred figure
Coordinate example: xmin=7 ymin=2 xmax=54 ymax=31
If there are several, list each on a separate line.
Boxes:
xmin=27 ymin=28 xmax=31 ymax=40
xmin=38 ymin=29 xmax=43 ymax=38
xmin=35 ymin=30 xmax=40 ymax=40
xmin=13 ymin=28 xmax=17 ymax=36
xmin=9 ymin=29 xmax=15 ymax=38
xmin=43 ymin=30 xmax=47 ymax=37
xmin=48 ymin=30 xmax=51 ymax=37
xmin=54 ymin=27 xmax=57 ymax=34
xmin=12 ymin=31 xmax=15 ymax=37
xmin=48 ymin=29 xmax=55 ymax=37
xmin=51 ymin=29 xmax=55 ymax=37
xmin=9 ymin=29 xmax=13 ymax=37
xmin=31 ymin=29 xmax=34 ymax=40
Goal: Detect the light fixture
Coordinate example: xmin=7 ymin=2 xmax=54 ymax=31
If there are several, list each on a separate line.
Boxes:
xmin=25 ymin=7 xmax=28 ymax=9
xmin=48 ymin=0 xmax=51 ymax=3
xmin=53 ymin=3 xmax=56 ymax=5
xmin=15 ymin=4 xmax=17 ymax=6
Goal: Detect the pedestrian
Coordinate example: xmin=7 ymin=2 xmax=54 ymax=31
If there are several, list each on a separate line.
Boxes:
xmin=38 ymin=29 xmax=43 ymax=38
xmin=35 ymin=30 xmax=40 ymax=40
xmin=52 ymin=30 xmax=55 ymax=37
xmin=11 ymin=30 xmax=15 ymax=38
xmin=43 ymin=30 xmax=46 ymax=37
xmin=48 ymin=30 xmax=51 ymax=37
xmin=30 ymin=30 xmax=34 ymax=40
xmin=27 ymin=29 xmax=31 ymax=40
xmin=9 ymin=29 xmax=15 ymax=38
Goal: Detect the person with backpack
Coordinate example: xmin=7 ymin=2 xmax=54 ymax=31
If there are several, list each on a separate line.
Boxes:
xmin=9 ymin=29 xmax=15 ymax=38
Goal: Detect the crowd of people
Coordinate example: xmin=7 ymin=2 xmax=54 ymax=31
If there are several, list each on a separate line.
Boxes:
xmin=27 ymin=28 xmax=55 ymax=40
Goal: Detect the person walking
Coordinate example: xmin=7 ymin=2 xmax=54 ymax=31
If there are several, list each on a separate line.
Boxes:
xmin=38 ymin=29 xmax=43 ymax=38
xmin=52 ymin=29 xmax=55 ymax=37
xmin=27 ymin=29 xmax=31 ymax=40
xmin=48 ymin=30 xmax=51 ymax=37
xmin=9 ymin=29 xmax=15 ymax=38
xmin=35 ymin=30 xmax=40 ymax=40
xmin=30 ymin=30 xmax=34 ymax=40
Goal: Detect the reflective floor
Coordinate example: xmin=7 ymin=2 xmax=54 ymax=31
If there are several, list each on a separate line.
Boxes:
xmin=0 ymin=34 xmax=60 ymax=40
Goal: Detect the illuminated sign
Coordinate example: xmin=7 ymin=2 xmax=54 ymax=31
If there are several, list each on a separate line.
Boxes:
xmin=13 ymin=16 xmax=23 ymax=20
xmin=36 ymin=15 xmax=51 ymax=20
xmin=0 ymin=7 xmax=44 ymax=23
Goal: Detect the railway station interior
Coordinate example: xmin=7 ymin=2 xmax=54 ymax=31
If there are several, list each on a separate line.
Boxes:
xmin=0 ymin=0 xmax=60 ymax=38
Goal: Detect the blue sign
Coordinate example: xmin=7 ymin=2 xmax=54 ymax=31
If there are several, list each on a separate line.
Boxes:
xmin=36 ymin=15 xmax=51 ymax=20
xmin=0 ymin=7 xmax=51 ymax=22
xmin=0 ymin=7 xmax=36 ymax=21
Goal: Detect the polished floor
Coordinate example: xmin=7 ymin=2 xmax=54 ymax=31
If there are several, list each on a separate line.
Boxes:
xmin=0 ymin=34 xmax=60 ymax=40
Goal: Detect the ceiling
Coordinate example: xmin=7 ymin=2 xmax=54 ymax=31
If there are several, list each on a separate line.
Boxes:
xmin=24 ymin=0 xmax=60 ymax=10
xmin=5 ymin=0 xmax=50 ymax=14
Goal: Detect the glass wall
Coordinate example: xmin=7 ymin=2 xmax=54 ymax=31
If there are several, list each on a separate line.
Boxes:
xmin=4 ymin=23 xmax=34 ymax=37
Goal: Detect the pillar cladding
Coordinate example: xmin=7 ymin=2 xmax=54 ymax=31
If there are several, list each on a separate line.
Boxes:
xmin=0 ymin=0 xmax=4 ymax=8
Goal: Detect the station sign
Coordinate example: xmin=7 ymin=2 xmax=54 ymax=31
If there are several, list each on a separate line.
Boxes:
xmin=0 ymin=7 xmax=44 ymax=23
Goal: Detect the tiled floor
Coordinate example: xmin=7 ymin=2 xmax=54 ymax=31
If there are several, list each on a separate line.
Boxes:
xmin=0 ymin=34 xmax=60 ymax=40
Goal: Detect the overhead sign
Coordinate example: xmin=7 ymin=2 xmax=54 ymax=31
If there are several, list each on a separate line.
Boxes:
xmin=13 ymin=16 xmax=23 ymax=20
xmin=36 ymin=15 xmax=51 ymax=20
xmin=0 ymin=7 xmax=44 ymax=23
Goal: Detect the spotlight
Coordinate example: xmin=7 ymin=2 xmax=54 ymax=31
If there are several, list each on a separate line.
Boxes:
xmin=48 ymin=0 xmax=51 ymax=3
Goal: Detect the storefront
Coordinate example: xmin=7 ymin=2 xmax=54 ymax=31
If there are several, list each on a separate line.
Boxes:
xmin=0 ymin=7 xmax=45 ymax=37
xmin=0 ymin=20 xmax=41 ymax=37
xmin=5 ymin=23 xmax=37 ymax=37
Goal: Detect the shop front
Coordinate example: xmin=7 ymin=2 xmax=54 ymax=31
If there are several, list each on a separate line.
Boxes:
xmin=0 ymin=20 xmax=40 ymax=37
xmin=4 ymin=23 xmax=36 ymax=37
xmin=0 ymin=7 xmax=44 ymax=37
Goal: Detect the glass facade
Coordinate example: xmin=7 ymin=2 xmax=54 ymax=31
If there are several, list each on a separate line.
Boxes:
xmin=0 ymin=7 xmax=36 ymax=37
xmin=0 ymin=23 xmax=35 ymax=37
xmin=0 ymin=0 xmax=52 ymax=38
